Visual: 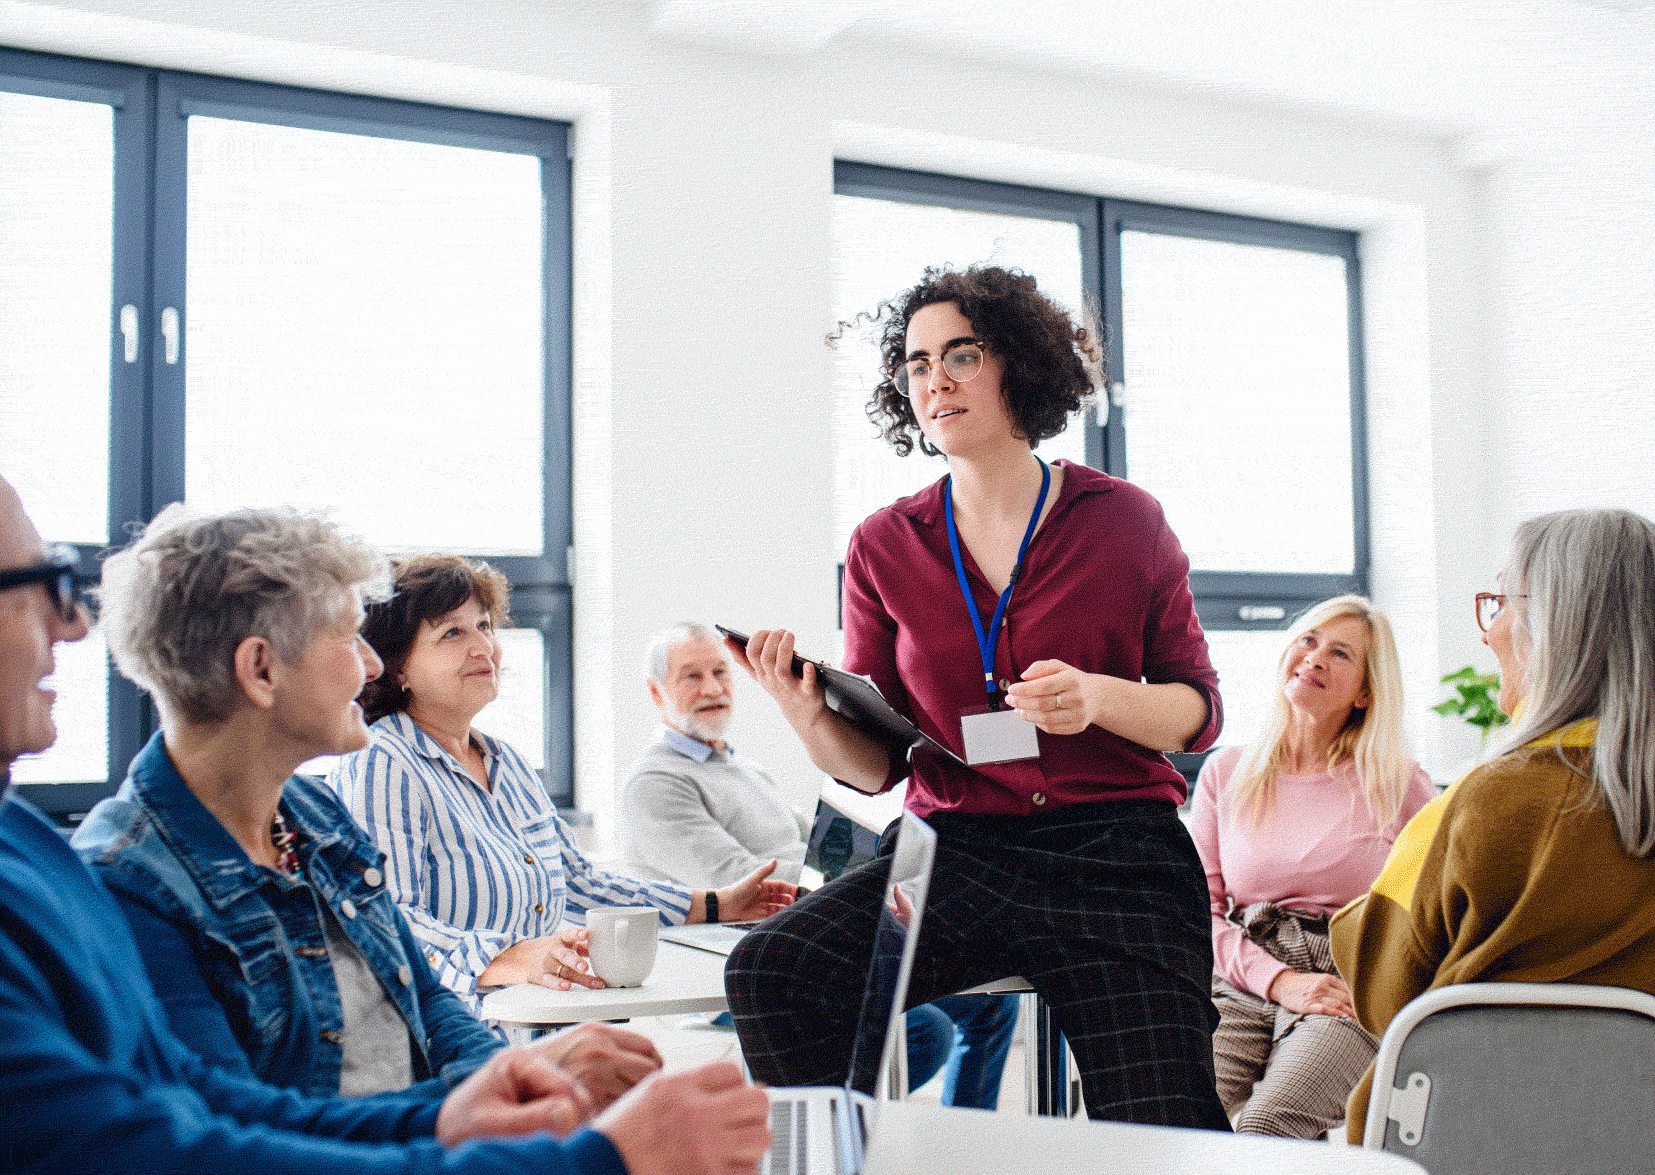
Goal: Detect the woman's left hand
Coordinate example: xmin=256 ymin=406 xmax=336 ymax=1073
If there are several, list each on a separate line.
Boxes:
xmin=708 ymin=859 xmax=797 ymax=923
xmin=1005 ymin=660 xmax=1102 ymax=736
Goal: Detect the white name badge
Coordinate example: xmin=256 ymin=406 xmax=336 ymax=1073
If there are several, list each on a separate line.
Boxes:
xmin=960 ymin=706 xmax=1040 ymax=766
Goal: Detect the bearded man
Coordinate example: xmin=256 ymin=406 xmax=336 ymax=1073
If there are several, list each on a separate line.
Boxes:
xmin=621 ymin=622 xmax=809 ymax=888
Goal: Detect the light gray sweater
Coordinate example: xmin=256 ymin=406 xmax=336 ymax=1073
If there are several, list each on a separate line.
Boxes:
xmin=619 ymin=729 xmax=811 ymax=889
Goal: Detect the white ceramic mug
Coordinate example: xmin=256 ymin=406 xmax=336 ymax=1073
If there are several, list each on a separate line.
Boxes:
xmin=585 ymin=906 xmax=659 ymax=988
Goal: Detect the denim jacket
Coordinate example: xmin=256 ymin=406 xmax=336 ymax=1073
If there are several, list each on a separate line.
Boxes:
xmin=4 ymin=788 xmax=625 ymax=1175
xmin=72 ymin=733 xmax=503 ymax=1100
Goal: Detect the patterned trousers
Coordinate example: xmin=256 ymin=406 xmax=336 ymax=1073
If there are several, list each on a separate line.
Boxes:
xmin=725 ymin=801 xmax=1230 ymax=1130
xmin=1210 ymin=903 xmax=1379 ymax=1138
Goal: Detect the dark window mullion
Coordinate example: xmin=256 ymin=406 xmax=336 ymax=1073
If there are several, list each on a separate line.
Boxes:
xmin=1346 ymin=253 xmax=1371 ymax=591
xmin=109 ymin=66 xmax=159 ymax=789
xmin=835 ymin=161 xmax=1094 ymax=226
xmin=1098 ymin=199 xmax=1128 ymax=478
xmin=506 ymin=592 xmax=573 ymax=806
xmin=165 ymin=72 xmax=568 ymax=156
xmin=1106 ymin=198 xmax=1356 ymax=258
xmin=148 ymin=75 xmax=189 ymax=516
xmin=542 ymin=148 xmax=575 ymax=586
xmin=1075 ymin=198 xmax=1106 ymax=472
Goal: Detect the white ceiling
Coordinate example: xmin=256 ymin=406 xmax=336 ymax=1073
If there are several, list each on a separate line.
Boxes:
xmin=643 ymin=0 xmax=1655 ymax=139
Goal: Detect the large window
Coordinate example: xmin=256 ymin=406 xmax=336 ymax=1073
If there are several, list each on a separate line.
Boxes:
xmin=1 ymin=49 xmax=572 ymax=817
xmin=832 ymin=164 xmax=1368 ymax=751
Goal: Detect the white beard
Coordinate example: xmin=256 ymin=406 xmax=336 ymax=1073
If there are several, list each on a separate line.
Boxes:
xmin=670 ymin=701 xmax=731 ymax=744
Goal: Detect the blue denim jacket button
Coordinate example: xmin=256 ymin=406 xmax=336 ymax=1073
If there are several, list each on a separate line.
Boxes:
xmin=397 ymin=964 xmax=413 ymax=986
xmin=340 ymin=899 xmax=358 ymax=920
xmin=362 ymin=867 xmax=383 ymax=887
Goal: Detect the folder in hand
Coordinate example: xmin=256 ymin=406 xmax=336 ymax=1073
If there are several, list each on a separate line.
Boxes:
xmin=716 ymin=625 xmax=965 ymax=767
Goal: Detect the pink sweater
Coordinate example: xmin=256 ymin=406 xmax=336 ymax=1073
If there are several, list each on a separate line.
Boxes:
xmin=1189 ymin=745 xmax=1435 ymax=998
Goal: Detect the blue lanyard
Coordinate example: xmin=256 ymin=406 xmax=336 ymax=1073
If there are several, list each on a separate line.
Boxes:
xmin=943 ymin=459 xmax=1051 ymax=710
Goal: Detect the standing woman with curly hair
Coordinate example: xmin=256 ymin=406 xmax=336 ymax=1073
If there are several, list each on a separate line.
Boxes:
xmin=726 ymin=265 xmax=1230 ymax=1128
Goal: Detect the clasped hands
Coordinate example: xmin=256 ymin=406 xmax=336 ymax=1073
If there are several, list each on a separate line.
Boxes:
xmin=437 ymin=1041 xmax=772 ymax=1175
xmin=1267 ymin=970 xmax=1357 ymax=1019
xmin=435 ymin=1020 xmax=660 ymax=1142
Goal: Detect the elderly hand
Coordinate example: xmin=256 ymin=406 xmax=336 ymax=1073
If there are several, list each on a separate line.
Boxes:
xmin=708 ymin=859 xmax=796 ymax=924
xmin=1004 ymin=659 xmax=1102 ymax=736
xmin=527 ymin=1022 xmax=664 ymax=1110
xmin=595 ymin=1062 xmax=772 ymax=1175
xmin=436 ymin=1046 xmax=595 ymax=1145
xmin=1268 ymin=970 xmax=1357 ymax=1019
xmin=478 ymin=926 xmax=605 ymax=991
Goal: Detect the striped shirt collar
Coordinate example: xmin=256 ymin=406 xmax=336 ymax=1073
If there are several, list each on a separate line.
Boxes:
xmin=382 ymin=710 xmax=503 ymax=766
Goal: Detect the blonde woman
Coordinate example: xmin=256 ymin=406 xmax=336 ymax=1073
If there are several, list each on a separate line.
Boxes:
xmin=1189 ymin=596 xmax=1434 ymax=1137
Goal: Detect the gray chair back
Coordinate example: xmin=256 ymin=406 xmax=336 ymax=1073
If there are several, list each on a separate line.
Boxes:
xmin=1365 ymin=982 xmax=1655 ymax=1174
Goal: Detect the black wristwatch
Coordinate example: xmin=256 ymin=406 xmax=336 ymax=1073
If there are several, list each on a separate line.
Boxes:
xmin=705 ymin=889 xmax=720 ymax=924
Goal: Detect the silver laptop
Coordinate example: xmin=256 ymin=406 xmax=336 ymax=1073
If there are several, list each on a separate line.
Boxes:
xmin=759 ymin=812 xmax=937 ymax=1175
xmin=659 ymin=921 xmax=755 ymax=955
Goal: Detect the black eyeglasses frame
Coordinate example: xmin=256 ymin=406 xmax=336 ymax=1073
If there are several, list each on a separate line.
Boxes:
xmin=0 ymin=544 xmax=86 ymax=624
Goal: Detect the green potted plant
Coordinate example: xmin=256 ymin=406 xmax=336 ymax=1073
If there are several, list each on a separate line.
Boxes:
xmin=1432 ymin=666 xmax=1510 ymax=749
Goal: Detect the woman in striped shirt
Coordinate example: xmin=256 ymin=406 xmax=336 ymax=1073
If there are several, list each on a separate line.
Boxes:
xmin=329 ymin=555 xmax=794 ymax=1013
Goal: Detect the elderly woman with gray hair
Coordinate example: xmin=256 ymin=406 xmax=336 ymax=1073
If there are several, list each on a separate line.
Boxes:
xmin=1333 ymin=508 xmax=1655 ymax=1140
xmin=73 ymin=504 xmax=660 ymax=1111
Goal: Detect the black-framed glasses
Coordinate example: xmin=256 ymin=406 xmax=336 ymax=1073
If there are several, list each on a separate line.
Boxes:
xmin=1475 ymin=591 xmax=1525 ymax=632
xmin=893 ymin=340 xmax=988 ymax=398
xmin=0 ymin=544 xmax=85 ymax=624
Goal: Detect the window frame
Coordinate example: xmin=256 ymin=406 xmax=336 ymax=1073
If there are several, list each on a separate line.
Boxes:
xmin=1101 ymin=198 xmax=1370 ymax=632
xmin=2 ymin=48 xmax=574 ymax=817
xmin=831 ymin=161 xmax=1370 ymax=634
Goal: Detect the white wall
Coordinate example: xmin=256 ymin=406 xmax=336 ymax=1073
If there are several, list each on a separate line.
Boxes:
xmin=8 ymin=0 xmax=1653 ymax=842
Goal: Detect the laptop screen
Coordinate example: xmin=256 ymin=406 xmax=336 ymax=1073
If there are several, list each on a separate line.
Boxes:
xmin=845 ymin=812 xmax=937 ymax=1097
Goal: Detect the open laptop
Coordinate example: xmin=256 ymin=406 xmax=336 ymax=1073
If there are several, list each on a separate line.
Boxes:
xmin=659 ymin=921 xmax=757 ymax=955
xmin=759 ymin=811 xmax=937 ymax=1175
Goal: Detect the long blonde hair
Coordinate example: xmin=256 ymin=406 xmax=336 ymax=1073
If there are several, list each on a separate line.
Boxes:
xmin=1228 ymin=595 xmax=1417 ymax=829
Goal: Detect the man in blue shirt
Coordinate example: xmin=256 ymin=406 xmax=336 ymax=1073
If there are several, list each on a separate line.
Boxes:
xmin=0 ymin=474 xmax=770 ymax=1175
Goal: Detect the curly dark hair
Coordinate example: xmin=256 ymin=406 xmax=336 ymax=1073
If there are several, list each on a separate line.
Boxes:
xmin=835 ymin=265 xmax=1100 ymax=457
xmin=357 ymin=553 xmax=512 ymax=724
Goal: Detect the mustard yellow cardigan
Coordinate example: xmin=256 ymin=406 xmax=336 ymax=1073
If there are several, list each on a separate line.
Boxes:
xmin=1330 ymin=720 xmax=1655 ymax=1141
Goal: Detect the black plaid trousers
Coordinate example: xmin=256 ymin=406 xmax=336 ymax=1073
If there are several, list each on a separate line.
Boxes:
xmin=725 ymin=800 xmax=1231 ymax=1129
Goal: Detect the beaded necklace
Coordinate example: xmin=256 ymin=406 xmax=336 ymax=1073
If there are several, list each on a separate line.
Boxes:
xmin=270 ymin=810 xmax=300 ymax=877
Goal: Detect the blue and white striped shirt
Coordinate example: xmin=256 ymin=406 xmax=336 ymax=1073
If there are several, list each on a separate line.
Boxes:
xmin=328 ymin=712 xmax=691 ymax=1011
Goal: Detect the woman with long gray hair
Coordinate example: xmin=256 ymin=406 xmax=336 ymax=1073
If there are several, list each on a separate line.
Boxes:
xmin=1332 ymin=508 xmax=1655 ymax=1141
